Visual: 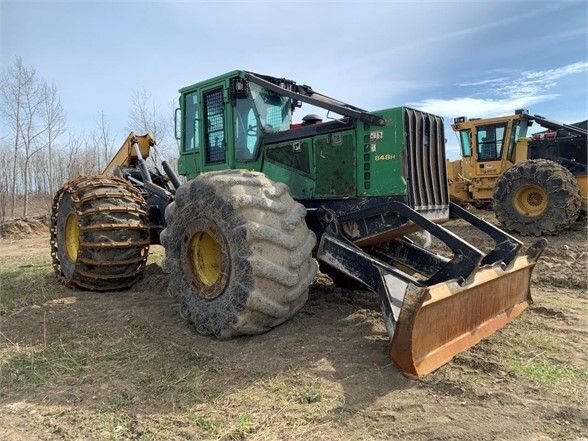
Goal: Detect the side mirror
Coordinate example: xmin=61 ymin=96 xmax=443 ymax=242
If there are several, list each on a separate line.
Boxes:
xmin=174 ymin=108 xmax=181 ymax=140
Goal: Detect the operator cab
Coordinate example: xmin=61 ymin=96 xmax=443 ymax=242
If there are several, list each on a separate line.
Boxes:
xmin=453 ymin=113 xmax=530 ymax=164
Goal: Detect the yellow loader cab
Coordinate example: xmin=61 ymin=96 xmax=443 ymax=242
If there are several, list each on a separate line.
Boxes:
xmin=448 ymin=109 xmax=587 ymax=236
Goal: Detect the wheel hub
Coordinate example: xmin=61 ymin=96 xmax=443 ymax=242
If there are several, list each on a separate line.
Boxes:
xmin=182 ymin=219 xmax=230 ymax=300
xmin=514 ymin=185 xmax=548 ymax=217
xmin=190 ymin=231 xmax=222 ymax=287
xmin=65 ymin=213 xmax=80 ymax=262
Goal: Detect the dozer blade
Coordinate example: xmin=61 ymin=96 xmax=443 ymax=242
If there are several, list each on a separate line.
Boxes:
xmin=389 ymin=255 xmax=538 ymax=378
xmin=317 ymin=202 xmax=547 ymax=378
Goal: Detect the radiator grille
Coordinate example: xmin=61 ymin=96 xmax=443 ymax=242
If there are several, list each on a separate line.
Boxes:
xmin=404 ymin=108 xmax=449 ymax=219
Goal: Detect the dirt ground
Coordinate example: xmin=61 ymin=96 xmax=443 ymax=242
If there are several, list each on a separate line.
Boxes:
xmin=0 ymin=211 xmax=586 ymax=440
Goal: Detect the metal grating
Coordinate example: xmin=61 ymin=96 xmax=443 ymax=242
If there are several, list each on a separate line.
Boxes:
xmin=265 ymin=107 xmax=282 ymax=130
xmin=404 ymin=108 xmax=449 ymax=219
xmin=204 ymin=88 xmax=226 ymax=164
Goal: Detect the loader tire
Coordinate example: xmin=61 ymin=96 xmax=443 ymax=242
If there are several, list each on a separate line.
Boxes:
xmin=161 ymin=170 xmax=318 ymax=338
xmin=493 ymin=159 xmax=581 ymax=236
xmin=50 ymin=176 xmax=150 ymax=290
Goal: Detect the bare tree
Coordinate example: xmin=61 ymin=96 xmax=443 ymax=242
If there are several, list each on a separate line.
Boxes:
xmin=0 ymin=143 xmax=11 ymax=226
xmin=18 ymin=68 xmax=46 ymax=217
xmin=40 ymin=81 xmax=66 ymax=196
xmin=95 ymin=110 xmax=114 ymax=172
xmin=0 ymin=57 xmax=27 ymax=217
xmin=127 ymin=88 xmax=174 ymax=162
xmin=127 ymin=89 xmax=162 ymax=140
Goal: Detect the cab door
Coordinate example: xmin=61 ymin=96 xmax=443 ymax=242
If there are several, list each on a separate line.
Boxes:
xmin=200 ymin=84 xmax=232 ymax=172
xmin=178 ymin=90 xmax=201 ymax=180
xmin=467 ymin=123 xmax=509 ymax=200
xmin=473 ymin=124 xmax=507 ymax=178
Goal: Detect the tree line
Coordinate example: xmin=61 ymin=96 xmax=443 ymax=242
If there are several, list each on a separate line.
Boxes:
xmin=0 ymin=56 xmax=175 ymax=224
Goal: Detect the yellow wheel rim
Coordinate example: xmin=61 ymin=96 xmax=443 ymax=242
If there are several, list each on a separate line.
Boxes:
xmin=513 ymin=185 xmax=548 ymax=217
xmin=65 ymin=213 xmax=80 ymax=261
xmin=189 ymin=231 xmax=222 ymax=287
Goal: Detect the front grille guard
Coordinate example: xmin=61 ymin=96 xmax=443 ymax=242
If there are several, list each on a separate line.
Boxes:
xmin=404 ymin=108 xmax=449 ymax=219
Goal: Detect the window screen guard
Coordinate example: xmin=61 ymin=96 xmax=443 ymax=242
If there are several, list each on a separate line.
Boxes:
xmin=204 ymin=88 xmax=226 ymax=164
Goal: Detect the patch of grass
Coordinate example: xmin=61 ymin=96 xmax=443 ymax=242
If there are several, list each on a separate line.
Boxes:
xmin=100 ymin=394 xmax=132 ymax=413
xmin=496 ymin=333 xmax=588 ymax=403
xmin=506 ymin=359 xmax=586 ymax=386
xmin=125 ymin=321 xmax=147 ymax=337
xmin=0 ymin=259 xmax=67 ymax=314
xmin=63 ymin=327 xmax=103 ymax=341
xmin=2 ymin=343 xmax=89 ymax=389
xmin=540 ymin=294 xmax=588 ymax=313
xmin=1 ymin=327 xmax=137 ymax=391
xmin=291 ymin=381 xmax=325 ymax=404
xmin=147 ymin=246 xmax=165 ymax=265
xmin=96 ymin=346 xmax=133 ymax=363
xmin=186 ymin=413 xmax=224 ymax=437
xmin=98 ymin=412 xmax=139 ymax=441
xmin=265 ymin=377 xmax=325 ymax=404
xmin=223 ymin=412 xmax=255 ymax=439
xmin=2 ymin=352 xmax=49 ymax=387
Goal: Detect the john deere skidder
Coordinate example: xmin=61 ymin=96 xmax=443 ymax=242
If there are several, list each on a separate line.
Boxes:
xmin=51 ymin=71 xmax=545 ymax=377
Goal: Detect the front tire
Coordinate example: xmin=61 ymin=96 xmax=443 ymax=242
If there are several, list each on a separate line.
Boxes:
xmin=161 ymin=170 xmax=317 ymax=338
xmin=493 ymin=159 xmax=581 ymax=236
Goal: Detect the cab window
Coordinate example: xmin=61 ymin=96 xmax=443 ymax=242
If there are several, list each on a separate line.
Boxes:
xmin=508 ymin=119 xmax=529 ymax=162
xmin=234 ymin=96 xmax=261 ymax=161
xmin=184 ymin=92 xmax=200 ymax=152
xmin=476 ymin=125 xmax=506 ymax=161
xmin=459 ymin=130 xmax=472 ymax=156
xmin=508 ymin=122 xmax=520 ymax=162
xmin=203 ymin=88 xmax=226 ymax=164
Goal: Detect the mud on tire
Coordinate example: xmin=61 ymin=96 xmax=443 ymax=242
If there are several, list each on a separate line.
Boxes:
xmin=51 ymin=176 xmax=150 ymax=290
xmin=161 ymin=170 xmax=318 ymax=338
xmin=493 ymin=159 xmax=581 ymax=236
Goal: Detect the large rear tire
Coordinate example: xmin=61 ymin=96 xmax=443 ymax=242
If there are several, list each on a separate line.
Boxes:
xmin=493 ymin=159 xmax=581 ymax=236
xmin=161 ymin=170 xmax=317 ymax=338
xmin=51 ymin=176 xmax=150 ymax=290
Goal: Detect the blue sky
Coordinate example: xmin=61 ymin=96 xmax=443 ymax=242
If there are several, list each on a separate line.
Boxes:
xmin=2 ymin=0 xmax=587 ymax=157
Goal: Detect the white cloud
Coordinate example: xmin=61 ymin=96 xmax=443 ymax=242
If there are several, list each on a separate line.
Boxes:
xmin=459 ymin=77 xmax=512 ymax=87
xmin=413 ymin=95 xmax=558 ymax=118
xmin=412 ymin=61 xmax=587 ymax=118
xmin=495 ymin=61 xmax=588 ymax=98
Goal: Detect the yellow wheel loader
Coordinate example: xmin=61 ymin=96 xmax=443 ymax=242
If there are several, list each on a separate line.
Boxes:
xmin=50 ymin=71 xmax=546 ymax=377
xmin=448 ymin=109 xmax=587 ymax=236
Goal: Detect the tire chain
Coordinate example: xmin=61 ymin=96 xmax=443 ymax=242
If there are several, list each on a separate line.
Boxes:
xmin=50 ymin=175 xmax=151 ymax=290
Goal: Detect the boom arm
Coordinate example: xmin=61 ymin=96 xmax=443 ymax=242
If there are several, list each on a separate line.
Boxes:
xmin=245 ymin=72 xmax=386 ymax=127
xmin=528 ymin=114 xmax=588 ymax=137
xmin=102 ymin=132 xmax=155 ymax=175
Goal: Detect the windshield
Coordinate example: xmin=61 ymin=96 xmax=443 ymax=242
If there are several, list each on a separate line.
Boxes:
xmin=249 ymin=83 xmax=292 ymax=132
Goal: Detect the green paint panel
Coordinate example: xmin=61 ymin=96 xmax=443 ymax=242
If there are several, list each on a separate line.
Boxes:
xmin=262 ymin=160 xmax=314 ymax=199
xmin=357 ymin=107 xmax=407 ymax=197
xmin=314 ymin=132 xmax=356 ymax=197
xmin=266 ymin=141 xmax=312 ymax=175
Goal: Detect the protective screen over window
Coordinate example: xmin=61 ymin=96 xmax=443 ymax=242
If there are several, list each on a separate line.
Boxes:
xmin=204 ymin=88 xmax=226 ymax=164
